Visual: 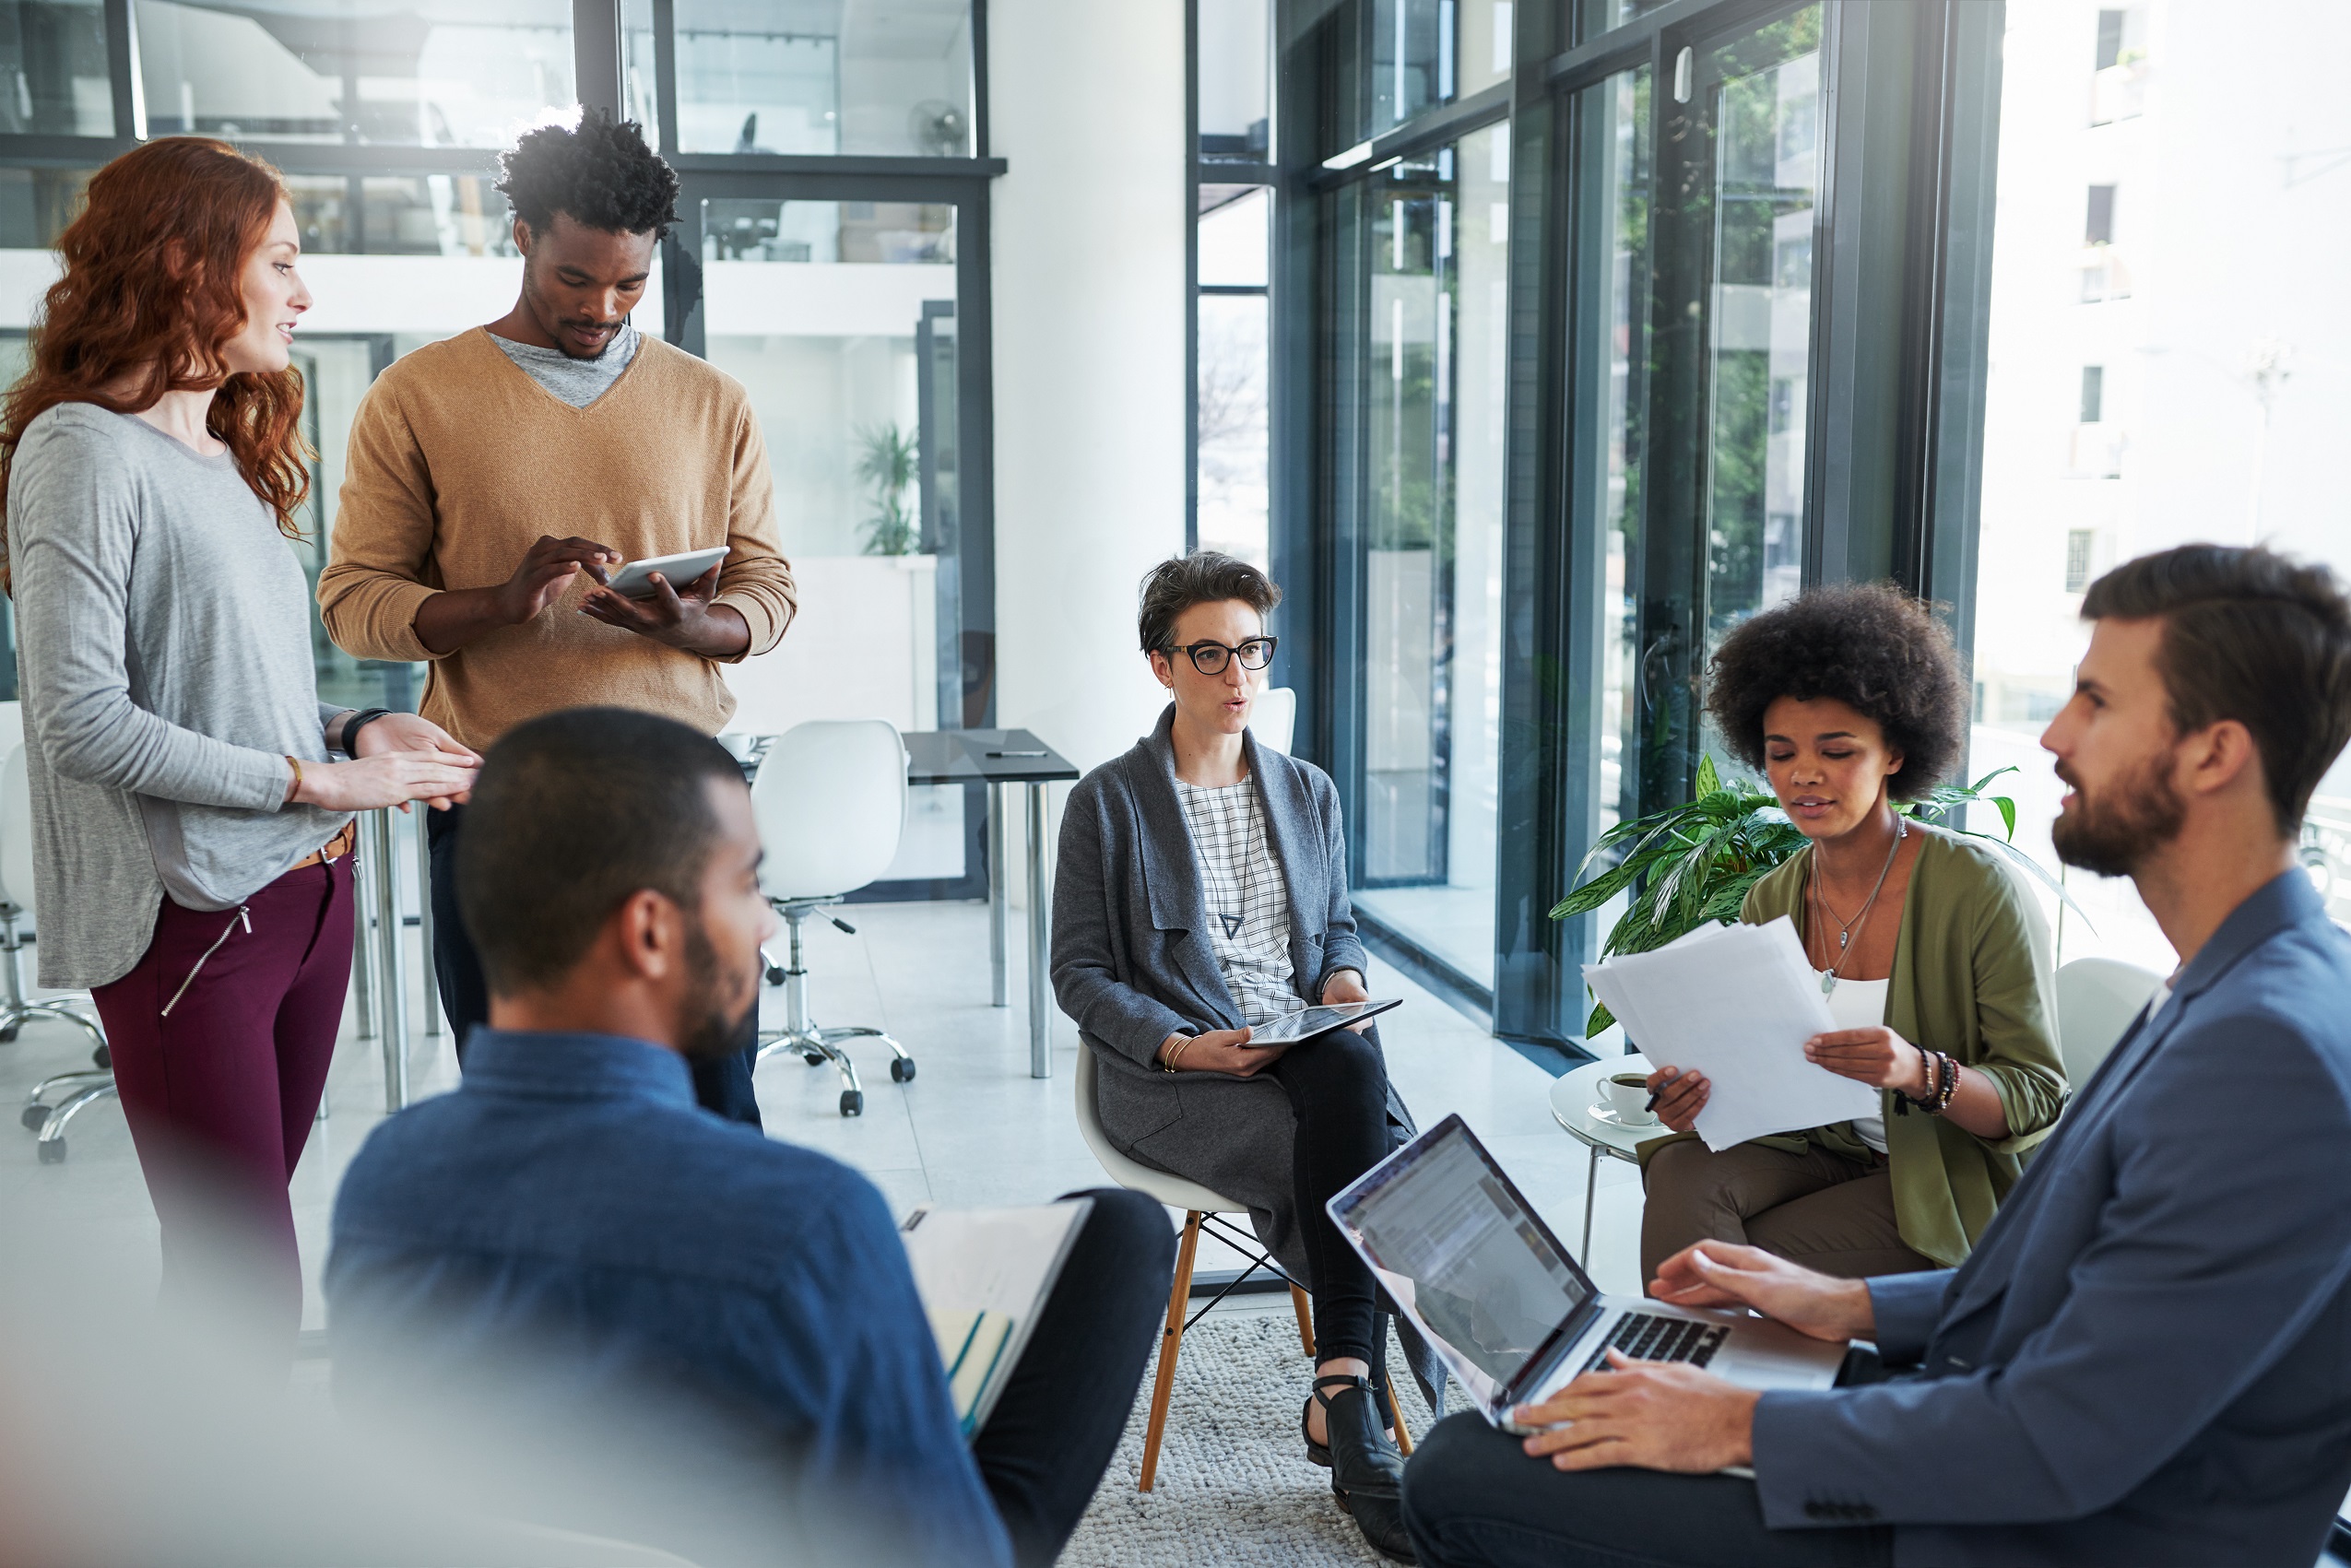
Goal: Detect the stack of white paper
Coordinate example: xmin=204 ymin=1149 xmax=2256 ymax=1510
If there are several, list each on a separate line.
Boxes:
xmin=1582 ymin=917 xmax=1879 ymax=1150
xmin=901 ymin=1199 xmax=1093 ymax=1437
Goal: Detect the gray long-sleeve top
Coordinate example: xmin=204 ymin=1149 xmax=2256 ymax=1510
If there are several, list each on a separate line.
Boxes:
xmin=7 ymin=405 xmax=350 ymax=988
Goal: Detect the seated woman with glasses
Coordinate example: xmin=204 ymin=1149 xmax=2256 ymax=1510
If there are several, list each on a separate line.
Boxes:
xmin=1636 ymin=584 xmax=2067 ymax=1285
xmin=1052 ymin=551 xmax=1420 ymax=1564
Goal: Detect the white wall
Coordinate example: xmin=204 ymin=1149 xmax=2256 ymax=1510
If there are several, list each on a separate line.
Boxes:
xmin=988 ymin=0 xmax=1188 ymax=785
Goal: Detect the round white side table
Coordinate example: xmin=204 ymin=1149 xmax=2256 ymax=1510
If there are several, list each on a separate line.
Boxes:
xmin=1548 ymin=1054 xmax=1665 ymax=1263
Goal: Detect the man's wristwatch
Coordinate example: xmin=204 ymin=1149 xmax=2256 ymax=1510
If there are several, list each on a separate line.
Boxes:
xmin=339 ymin=708 xmax=394 ymax=755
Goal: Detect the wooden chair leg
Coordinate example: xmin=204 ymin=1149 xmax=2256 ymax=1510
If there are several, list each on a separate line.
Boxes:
xmin=1138 ymin=1211 xmax=1202 ymax=1492
xmin=1385 ymin=1367 xmax=1415 ymax=1456
xmin=1289 ymin=1281 xmax=1315 ymax=1361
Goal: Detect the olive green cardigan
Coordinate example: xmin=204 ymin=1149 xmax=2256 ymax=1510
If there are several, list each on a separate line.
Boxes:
xmin=1642 ymin=824 xmax=2068 ymax=1267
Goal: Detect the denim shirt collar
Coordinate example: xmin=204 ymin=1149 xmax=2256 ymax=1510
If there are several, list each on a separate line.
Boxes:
xmin=459 ymin=1029 xmax=698 ymax=1110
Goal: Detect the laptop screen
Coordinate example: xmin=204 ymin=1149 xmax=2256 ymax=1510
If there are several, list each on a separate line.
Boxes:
xmin=1329 ymin=1116 xmax=1594 ymax=1393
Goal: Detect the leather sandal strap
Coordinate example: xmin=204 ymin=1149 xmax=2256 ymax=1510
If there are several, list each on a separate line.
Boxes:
xmin=1311 ymin=1373 xmax=1373 ymax=1409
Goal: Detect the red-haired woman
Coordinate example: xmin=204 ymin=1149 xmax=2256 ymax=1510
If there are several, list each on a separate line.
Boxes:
xmin=1 ymin=139 xmax=478 ymax=1330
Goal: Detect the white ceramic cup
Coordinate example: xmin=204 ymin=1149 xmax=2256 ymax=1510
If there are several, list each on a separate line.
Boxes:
xmin=1601 ymin=1071 xmax=1658 ymax=1126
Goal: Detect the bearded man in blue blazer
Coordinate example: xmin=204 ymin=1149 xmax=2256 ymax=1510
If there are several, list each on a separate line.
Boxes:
xmin=1401 ymin=544 xmax=2351 ymax=1568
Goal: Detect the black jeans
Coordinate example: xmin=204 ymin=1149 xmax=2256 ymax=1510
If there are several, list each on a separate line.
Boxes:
xmin=425 ymin=804 xmax=762 ymax=1126
xmin=974 ymin=1187 xmax=1175 ymax=1567
xmin=1400 ymin=1358 xmax=1898 ymax=1568
xmin=1264 ymin=1024 xmax=1393 ymax=1368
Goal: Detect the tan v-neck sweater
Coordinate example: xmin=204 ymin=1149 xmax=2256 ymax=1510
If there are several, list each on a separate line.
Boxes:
xmin=317 ymin=327 xmax=795 ymax=750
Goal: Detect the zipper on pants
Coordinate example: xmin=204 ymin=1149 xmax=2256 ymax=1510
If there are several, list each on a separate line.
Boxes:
xmin=160 ymin=905 xmax=253 ymax=1018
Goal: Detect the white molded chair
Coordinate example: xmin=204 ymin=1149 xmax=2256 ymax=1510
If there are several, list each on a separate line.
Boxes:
xmin=1249 ymin=685 xmax=1296 ymax=757
xmin=1072 ymin=1043 xmax=1411 ymax=1491
xmin=2 ymin=742 xmax=115 ymax=1161
xmin=749 ymin=720 xmax=915 ymax=1117
xmin=2053 ymin=956 xmax=2166 ymax=1090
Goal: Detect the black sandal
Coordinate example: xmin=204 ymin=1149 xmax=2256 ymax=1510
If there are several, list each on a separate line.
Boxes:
xmin=1304 ymin=1373 xmax=1416 ymax=1564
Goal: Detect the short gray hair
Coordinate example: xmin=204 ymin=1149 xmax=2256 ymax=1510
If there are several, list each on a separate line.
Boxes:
xmin=1137 ymin=551 xmax=1282 ymax=654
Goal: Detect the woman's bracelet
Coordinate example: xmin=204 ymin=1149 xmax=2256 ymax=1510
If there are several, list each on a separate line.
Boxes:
xmin=1161 ymin=1035 xmax=1196 ymax=1073
xmin=284 ymin=754 xmax=303 ymax=805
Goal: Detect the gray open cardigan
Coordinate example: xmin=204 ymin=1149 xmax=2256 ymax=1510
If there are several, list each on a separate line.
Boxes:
xmin=1052 ymin=707 xmax=1441 ymax=1403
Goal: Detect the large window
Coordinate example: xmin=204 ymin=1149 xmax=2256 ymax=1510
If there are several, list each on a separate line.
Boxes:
xmin=1350 ymin=122 xmax=1508 ymax=990
xmin=1191 ymin=0 xmax=1273 ymax=566
xmin=1969 ymin=0 xmax=2351 ymax=964
xmin=1285 ymin=0 xmax=1997 ymax=1044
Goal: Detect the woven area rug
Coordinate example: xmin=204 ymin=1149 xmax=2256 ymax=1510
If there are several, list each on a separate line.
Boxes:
xmin=1063 ymin=1311 xmax=1443 ymax=1568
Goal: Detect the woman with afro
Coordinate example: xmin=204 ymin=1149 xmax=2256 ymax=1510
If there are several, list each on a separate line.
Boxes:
xmin=1636 ymin=584 xmax=2067 ymax=1284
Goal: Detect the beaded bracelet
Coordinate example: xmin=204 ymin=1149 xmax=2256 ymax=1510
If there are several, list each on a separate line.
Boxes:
xmin=1926 ymin=1051 xmax=1961 ymax=1115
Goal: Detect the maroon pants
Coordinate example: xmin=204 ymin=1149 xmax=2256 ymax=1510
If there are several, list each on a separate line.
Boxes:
xmin=90 ymin=856 xmax=355 ymax=1330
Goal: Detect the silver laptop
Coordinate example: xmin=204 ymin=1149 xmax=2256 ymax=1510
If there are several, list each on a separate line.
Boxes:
xmin=1328 ymin=1114 xmax=1842 ymax=1432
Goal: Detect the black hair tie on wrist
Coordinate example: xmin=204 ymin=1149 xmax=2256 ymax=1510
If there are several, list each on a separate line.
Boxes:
xmin=340 ymin=708 xmax=394 ymax=754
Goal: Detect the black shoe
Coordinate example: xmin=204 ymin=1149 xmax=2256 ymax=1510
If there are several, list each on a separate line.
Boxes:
xmin=1307 ymin=1374 xmax=1417 ymax=1564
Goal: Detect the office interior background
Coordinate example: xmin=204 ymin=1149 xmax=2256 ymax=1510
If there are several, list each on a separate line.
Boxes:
xmin=0 ymin=0 xmax=2343 ymax=1069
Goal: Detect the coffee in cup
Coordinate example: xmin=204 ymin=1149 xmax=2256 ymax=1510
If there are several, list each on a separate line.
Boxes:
xmin=1602 ymin=1071 xmax=1657 ymax=1126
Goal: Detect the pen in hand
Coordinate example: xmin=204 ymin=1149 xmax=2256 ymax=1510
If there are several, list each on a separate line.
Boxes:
xmin=1645 ymin=1068 xmax=1682 ymax=1114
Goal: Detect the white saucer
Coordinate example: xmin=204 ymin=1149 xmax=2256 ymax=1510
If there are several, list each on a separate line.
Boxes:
xmin=1587 ymin=1102 xmax=1661 ymax=1132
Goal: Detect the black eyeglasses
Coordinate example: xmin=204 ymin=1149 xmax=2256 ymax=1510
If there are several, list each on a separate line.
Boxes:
xmin=1163 ymin=636 xmax=1278 ymax=675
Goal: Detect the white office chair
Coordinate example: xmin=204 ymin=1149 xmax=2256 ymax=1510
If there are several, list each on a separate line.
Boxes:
xmin=1249 ymin=684 xmax=1297 ymax=757
xmin=2053 ymin=956 xmax=2166 ymax=1089
xmin=2 ymin=742 xmax=115 ymax=1162
xmin=750 ymin=720 xmax=915 ymax=1117
xmin=1072 ymin=1043 xmax=1412 ymax=1491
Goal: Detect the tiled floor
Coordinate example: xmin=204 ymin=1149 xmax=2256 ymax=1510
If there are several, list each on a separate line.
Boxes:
xmin=0 ymin=896 xmax=1648 ymax=1330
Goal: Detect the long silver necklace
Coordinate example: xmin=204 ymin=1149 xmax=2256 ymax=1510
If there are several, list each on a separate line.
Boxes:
xmin=1812 ymin=818 xmax=1907 ymax=997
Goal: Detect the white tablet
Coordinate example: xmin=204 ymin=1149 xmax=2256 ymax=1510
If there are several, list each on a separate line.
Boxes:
xmin=1248 ymin=998 xmax=1402 ymax=1044
xmin=606 ymin=546 xmax=729 ymax=599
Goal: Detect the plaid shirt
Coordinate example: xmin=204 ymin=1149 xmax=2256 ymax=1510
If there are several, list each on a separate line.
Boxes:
xmin=1175 ymin=777 xmax=1298 ymax=1026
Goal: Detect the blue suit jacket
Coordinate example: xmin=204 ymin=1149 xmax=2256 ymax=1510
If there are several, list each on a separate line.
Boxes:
xmin=1754 ymin=870 xmax=2351 ymax=1567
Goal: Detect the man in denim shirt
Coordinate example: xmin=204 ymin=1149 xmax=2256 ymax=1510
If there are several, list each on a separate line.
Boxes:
xmin=326 ymin=709 xmax=1170 ymax=1567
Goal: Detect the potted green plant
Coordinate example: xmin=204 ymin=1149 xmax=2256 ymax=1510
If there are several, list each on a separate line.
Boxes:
xmin=856 ymin=423 xmax=921 ymax=556
xmin=1552 ymin=757 xmax=2072 ymax=1035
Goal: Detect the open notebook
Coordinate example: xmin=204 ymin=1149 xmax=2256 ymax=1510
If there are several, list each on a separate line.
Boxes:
xmin=900 ymin=1198 xmax=1093 ymax=1438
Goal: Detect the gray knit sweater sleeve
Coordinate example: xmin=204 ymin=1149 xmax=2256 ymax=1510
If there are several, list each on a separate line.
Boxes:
xmin=13 ymin=415 xmax=301 ymax=809
xmin=8 ymin=406 xmax=350 ymax=985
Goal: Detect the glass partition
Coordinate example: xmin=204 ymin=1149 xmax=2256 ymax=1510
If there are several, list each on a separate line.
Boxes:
xmin=673 ymin=0 xmax=974 ymax=158
xmin=1352 ymin=121 xmax=1508 ymax=987
xmin=0 ymin=0 xmax=112 ymax=136
xmin=136 ymin=0 xmax=575 ymax=147
xmin=695 ymin=194 xmax=967 ymax=882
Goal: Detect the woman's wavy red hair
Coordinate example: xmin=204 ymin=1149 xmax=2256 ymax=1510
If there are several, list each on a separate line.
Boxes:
xmin=0 ymin=137 xmax=312 ymax=592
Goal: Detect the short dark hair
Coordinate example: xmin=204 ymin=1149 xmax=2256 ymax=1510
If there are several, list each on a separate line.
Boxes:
xmin=1704 ymin=582 xmax=1970 ymax=801
xmin=457 ymin=708 xmax=745 ymax=995
xmin=1138 ymin=551 xmax=1282 ymax=654
xmin=495 ymin=110 xmax=679 ymax=240
xmin=2082 ymin=544 xmax=2351 ymax=834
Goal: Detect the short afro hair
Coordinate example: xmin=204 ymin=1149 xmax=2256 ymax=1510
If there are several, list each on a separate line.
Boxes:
xmin=496 ymin=109 xmax=679 ymax=240
xmin=1703 ymin=583 xmax=1968 ymax=801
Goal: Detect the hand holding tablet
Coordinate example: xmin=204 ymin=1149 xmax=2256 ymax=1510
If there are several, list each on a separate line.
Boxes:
xmin=604 ymin=545 xmax=729 ymax=599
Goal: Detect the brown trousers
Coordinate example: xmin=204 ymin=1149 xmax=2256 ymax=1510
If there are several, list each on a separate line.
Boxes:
xmin=1638 ymin=1138 xmax=1938 ymax=1286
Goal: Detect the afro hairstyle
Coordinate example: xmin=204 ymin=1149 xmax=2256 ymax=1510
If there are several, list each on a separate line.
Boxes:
xmin=496 ymin=109 xmax=679 ymax=240
xmin=1703 ymin=582 xmax=1969 ymax=801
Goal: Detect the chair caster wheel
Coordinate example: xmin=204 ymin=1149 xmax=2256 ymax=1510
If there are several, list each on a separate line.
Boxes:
xmin=37 ymin=1139 xmax=65 ymax=1164
xmin=803 ymin=1052 xmax=826 ymax=1067
xmin=93 ymin=1044 xmax=111 ymax=1070
xmin=890 ymin=1058 xmax=915 ymax=1083
xmin=840 ymin=1091 xmax=863 ymax=1117
xmin=21 ymin=1103 xmax=50 ymax=1131
xmin=764 ymin=966 xmax=785 ymax=986
xmin=0 ymin=1023 xmax=17 ymax=1044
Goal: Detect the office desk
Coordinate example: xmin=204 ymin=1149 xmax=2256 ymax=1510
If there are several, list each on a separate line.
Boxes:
xmin=904 ymin=729 xmax=1080 ymax=1079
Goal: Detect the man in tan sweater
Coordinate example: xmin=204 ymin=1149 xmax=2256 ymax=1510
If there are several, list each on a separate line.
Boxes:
xmin=319 ymin=112 xmax=794 ymax=1125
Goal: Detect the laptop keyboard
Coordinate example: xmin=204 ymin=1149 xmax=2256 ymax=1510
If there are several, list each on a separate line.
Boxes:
xmin=1579 ymin=1312 xmax=1730 ymax=1375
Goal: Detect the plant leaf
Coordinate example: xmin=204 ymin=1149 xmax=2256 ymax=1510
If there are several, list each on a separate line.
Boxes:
xmin=1587 ymin=999 xmax=1616 ymax=1036
xmin=1695 ymin=754 xmax=1720 ymax=796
